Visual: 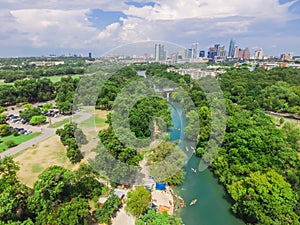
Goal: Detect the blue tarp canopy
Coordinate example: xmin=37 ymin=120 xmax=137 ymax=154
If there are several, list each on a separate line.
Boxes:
xmin=155 ymin=182 xmax=166 ymax=190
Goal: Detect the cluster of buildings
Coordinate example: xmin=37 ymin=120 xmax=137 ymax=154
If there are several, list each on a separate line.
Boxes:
xmin=154 ymin=40 xmax=256 ymax=63
xmin=152 ymin=40 xmax=299 ymax=64
xmin=28 ymin=61 xmax=65 ymax=66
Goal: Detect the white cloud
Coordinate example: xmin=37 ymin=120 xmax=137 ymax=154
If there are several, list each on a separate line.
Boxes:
xmin=124 ymin=0 xmax=296 ymax=21
xmin=98 ymin=22 xmax=120 ymax=40
xmin=0 ymin=0 xmax=299 ymax=56
xmin=5 ymin=9 xmax=101 ymax=49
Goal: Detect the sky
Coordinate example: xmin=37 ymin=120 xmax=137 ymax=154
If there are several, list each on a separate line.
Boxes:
xmin=0 ymin=0 xmax=300 ymax=57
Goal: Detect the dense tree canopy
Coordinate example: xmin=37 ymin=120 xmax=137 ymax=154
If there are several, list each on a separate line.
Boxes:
xmin=0 ymin=163 xmax=105 ymax=225
xmin=56 ymin=123 xmax=87 ymax=163
xmin=125 ymin=186 xmax=151 ymax=217
xmin=136 ymin=209 xmax=183 ymax=225
xmin=95 ymin=195 xmax=121 ymax=224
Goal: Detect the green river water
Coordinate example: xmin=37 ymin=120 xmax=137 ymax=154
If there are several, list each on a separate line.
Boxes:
xmin=168 ymin=104 xmax=245 ymax=225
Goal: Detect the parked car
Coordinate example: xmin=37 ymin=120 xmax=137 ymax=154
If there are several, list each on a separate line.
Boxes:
xmin=6 ymin=114 xmax=14 ymax=119
xmin=11 ymin=118 xmax=21 ymax=123
xmin=25 ymin=130 xmax=32 ymax=135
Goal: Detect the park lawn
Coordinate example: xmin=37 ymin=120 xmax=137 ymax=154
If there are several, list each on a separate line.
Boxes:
xmin=0 ymin=74 xmax=82 ymax=86
xmin=48 ymin=115 xmax=81 ymax=128
xmin=48 ymin=117 xmax=73 ymax=128
xmin=47 ymin=74 xmax=82 ymax=83
xmin=80 ymin=115 xmax=107 ymax=128
xmin=14 ymin=135 xmax=73 ymax=188
xmin=0 ymin=133 xmax=41 ymax=153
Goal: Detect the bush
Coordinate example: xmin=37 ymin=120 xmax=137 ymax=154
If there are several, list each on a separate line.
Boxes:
xmin=0 ymin=124 xmax=10 ymax=137
xmin=5 ymin=140 xmax=17 ymax=148
xmin=11 ymin=129 xmax=19 ymax=136
xmin=30 ymin=115 xmax=46 ymax=125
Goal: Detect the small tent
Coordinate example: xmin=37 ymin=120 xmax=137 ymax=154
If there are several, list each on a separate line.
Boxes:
xmin=155 ymin=182 xmax=166 ymax=191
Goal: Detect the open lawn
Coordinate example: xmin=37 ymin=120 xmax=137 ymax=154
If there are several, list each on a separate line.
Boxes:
xmin=47 ymin=74 xmax=82 ymax=83
xmin=80 ymin=114 xmax=107 ymax=128
xmin=0 ymin=74 xmax=82 ymax=86
xmin=14 ymin=135 xmax=74 ymax=188
xmin=0 ymin=133 xmax=41 ymax=153
xmin=13 ymin=110 xmax=109 ymax=188
xmin=48 ymin=117 xmax=73 ymax=128
xmin=48 ymin=115 xmax=80 ymax=128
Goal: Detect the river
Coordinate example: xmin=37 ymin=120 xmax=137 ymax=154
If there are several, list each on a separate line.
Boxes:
xmin=137 ymin=70 xmax=245 ymax=225
xmin=168 ymin=104 xmax=245 ymax=225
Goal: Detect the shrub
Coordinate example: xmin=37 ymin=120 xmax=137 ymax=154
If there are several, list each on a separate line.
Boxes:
xmin=11 ymin=129 xmax=19 ymax=136
xmin=30 ymin=115 xmax=46 ymax=125
xmin=5 ymin=140 xmax=17 ymax=148
xmin=0 ymin=124 xmax=10 ymax=137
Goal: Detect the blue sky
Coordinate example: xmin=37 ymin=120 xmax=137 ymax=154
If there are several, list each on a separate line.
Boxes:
xmin=0 ymin=0 xmax=300 ymax=57
xmin=125 ymin=1 xmax=156 ymax=8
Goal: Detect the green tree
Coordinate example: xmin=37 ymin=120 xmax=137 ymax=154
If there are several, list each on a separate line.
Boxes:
xmin=0 ymin=106 xmax=5 ymax=114
xmin=228 ymin=170 xmax=299 ymax=224
xmin=5 ymin=140 xmax=17 ymax=148
xmin=27 ymin=166 xmax=75 ymax=216
xmin=29 ymin=115 xmax=46 ymax=125
xmin=0 ymin=114 xmax=7 ymax=124
xmin=184 ymin=110 xmax=199 ymax=141
xmin=136 ymin=209 xmax=182 ymax=225
xmin=125 ymin=186 xmax=151 ymax=217
xmin=0 ymin=124 xmax=10 ymax=137
xmin=20 ymin=107 xmax=42 ymax=122
xmin=95 ymin=195 xmax=121 ymax=224
xmin=0 ymin=157 xmax=31 ymax=223
xmin=47 ymin=198 xmax=89 ymax=225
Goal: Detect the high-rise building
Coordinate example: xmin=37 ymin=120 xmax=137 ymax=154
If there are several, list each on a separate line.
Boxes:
xmin=155 ymin=44 xmax=160 ymax=62
xmin=238 ymin=48 xmax=250 ymax=60
xmin=208 ymin=47 xmax=217 ymax=59
xmin=186 ymin=48 xmax=193 ymax=59
xmin=217 ymin=45 xmax=226 ymax=57
xmin=243 ymin=48 xmax=250 ymax=60
xmin=228 ymin=39 xmax=235 ymax=57
xmin=177 ymin=50 xmax=186 ymax=60
xmin=233 ymin=46 xmax=239 ymax=58
xmin=192 ymin=42 xmax=199 ymax=59
xmin=280 ymin=52 xmax=293 ymax=61
xmin=88 ymin=52 xmax=92 ymax=58
xmin=254 ymin=48 xmax=263 ymax=60
xmin=199 ymin=50 xmax=205 ymax=57
xmin=214 ymin=44 xmax=220 ymax=50
xmin=154 ymin=44 xmax=166 ymax=61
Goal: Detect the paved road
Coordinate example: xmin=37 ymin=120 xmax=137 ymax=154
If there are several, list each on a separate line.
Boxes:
xmin=112 ymin=205 xmax=135 ymax=225
xmin=0 ymin=111 xmax=92 ymax=158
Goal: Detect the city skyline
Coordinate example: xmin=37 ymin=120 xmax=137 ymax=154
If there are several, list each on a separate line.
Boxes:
xmin=1 ymin=0 xmax=300 ymax=57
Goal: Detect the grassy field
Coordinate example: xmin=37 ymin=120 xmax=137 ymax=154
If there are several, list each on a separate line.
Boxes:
xmin=14 ymin=110 xmax=109 ymax=188
xmin=14 ymin=135 xmax=73 ymax=188
xmin=47 ymin=74 xmax=82 ymax=83
xmin=0 ymin=74 xmax=82 ymax=86
xmin=48 ymin=117 xmax=73 ymax=128
xmin=80 ymin=115 xmax=107 ymax=128
xmin=0 ymin=133 xmax=41 ymax=153
xmin=48 ymin=115 xmax=81 ymax=128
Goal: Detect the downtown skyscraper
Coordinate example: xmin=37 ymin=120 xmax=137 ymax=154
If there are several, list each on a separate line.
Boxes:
xmin=228 ymin=39 xmax=235 ymax=58
xmin=154 ymin=44 xmax=166 ymax=62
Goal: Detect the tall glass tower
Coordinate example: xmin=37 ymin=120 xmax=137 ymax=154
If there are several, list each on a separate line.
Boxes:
xmin=228 ymin=39 xmax=235 ymax=57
